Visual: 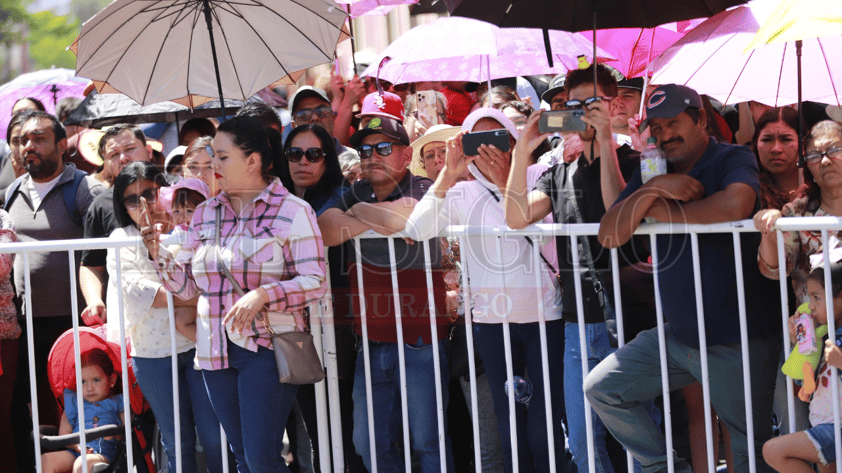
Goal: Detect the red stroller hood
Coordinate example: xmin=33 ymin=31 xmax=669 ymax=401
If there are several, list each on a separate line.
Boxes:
xmin=47 ymin=326 xmax=144 ymax=415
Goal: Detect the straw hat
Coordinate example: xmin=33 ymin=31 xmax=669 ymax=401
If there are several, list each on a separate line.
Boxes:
xmin=409 ymin=124 xmax=460 ymax=178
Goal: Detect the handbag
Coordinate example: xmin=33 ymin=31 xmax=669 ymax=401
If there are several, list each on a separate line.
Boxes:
xmin=215 ymin=207 xmax=326 ymax=385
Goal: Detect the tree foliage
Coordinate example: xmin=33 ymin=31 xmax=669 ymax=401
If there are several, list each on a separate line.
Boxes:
xmin=27 ymin=10 xmax=80 ymax=70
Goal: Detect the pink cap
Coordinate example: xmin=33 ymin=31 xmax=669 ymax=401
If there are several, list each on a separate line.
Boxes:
xmin=159 ymin=177 xmax=211 ymax=217
xmin=356 ymin=91 xmax=404 ymax=122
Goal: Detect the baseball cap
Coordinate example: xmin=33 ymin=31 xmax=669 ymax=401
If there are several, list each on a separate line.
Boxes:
xmin=461 ymin=107 xmax=519 ymax=140
xmin=349 ymin=116 xmax=411 ymax=148
xmin=618 ymin=77 xmax=644 ymax=91
xmin=357 ymin=91 xmax=404 ymax=122
xmin=288 ymin=86 xmax=330 ymax=114
xmin=165 ymin=145 xmax=188 ymax=173
xmin=541 ymin=73 xmax=567 ymax=104
xmin=640 ymin=84 xmax=704 ymax=131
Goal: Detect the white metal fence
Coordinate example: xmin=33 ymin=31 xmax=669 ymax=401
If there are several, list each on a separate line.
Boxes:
xmin=9 ymin=216 xmax=842 ymax=473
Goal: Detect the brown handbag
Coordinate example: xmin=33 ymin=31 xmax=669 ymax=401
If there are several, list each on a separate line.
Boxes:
xmin=215 ymin=207 xmax=326 ymax=385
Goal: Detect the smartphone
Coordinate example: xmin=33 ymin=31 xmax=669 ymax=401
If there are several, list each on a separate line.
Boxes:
xmin=462 ymin=129 xmax=511 ymax=156
xmin=538 ymin=109 xmax=587 ymax=133
xmin=416 ymin=90 xmax=439 ymax=126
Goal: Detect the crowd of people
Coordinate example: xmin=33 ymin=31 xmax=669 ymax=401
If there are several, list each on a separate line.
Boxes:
xmin=0 ymin=58 xmax=841 ymax=473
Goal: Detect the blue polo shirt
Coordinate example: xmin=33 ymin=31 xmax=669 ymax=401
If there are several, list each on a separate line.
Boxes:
xmin=615 ymin=138 xmax=779 ymax=348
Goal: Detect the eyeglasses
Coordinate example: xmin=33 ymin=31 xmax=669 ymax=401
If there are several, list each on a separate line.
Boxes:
xmin=286 ymin=147 xmax=325 ymax=163
xmin=564 ymin=96 xmax=612 ymax=110
xmin=357 ymin=142 xmax=401 ymax=159
xmin=293 ymin=105 xmax=334 ymax=122
xmin=122 ymin=187 xmax=158 ymax=210
xmin=804 ymin=146 xmax=842 ymax=165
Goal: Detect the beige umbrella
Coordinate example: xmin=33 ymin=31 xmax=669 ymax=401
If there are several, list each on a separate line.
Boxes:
xmin=71 ymin=0 xmax=348 ymax=114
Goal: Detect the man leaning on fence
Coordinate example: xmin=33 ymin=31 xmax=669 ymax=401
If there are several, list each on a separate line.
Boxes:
xmin=318 ymin=116 xmax=454 ymax=473
xmin=6 ymin=110 xmax=103 ymax=473
xmin=588 ymin=84 xmax=783 ymax=473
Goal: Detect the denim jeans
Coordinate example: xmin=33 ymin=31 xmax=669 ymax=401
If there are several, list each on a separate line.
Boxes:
xmin=352 ymin=339 xmax=454 ymax=473
xmin=132 ymin=349 xmax=225 ymax=473
xmin=474 ymin=320 xmax=568 ymax=473
xmin=565 ymin=321 xmax=659 ymax=473
xmin=202 ymin=341 xmax=299 ymax=473
xmin=584 ymin=326 xmax=780 ymax=473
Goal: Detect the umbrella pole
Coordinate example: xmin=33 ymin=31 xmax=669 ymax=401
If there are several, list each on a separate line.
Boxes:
xmin=202 ymin=0 xmax=227 ymax=119
xmin=593 ymin=2 xmax=597 ymax=98
xmin=347 ymin=6 xmax=358 ymax=75
xmin=796 ymin=39 xmax=803 ymax=163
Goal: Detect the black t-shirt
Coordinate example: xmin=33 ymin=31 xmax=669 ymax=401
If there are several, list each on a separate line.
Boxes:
xmin=535 ymin=144 xmax=649 ymax=324
xmin=81 ymin=187 xmax=117 ymax=267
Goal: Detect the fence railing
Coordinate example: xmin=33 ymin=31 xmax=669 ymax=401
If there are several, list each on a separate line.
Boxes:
xmin=8 ymin=216 xmax=842 ymax=473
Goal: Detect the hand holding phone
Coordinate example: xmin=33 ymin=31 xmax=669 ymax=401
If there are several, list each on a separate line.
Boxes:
xmin=538 ymin=110 xmax=587 ymax=133
xmin=461 ymin=129 xmax=511 ymax=156
xmin=416 ymin=90 xmax=439 ymax=127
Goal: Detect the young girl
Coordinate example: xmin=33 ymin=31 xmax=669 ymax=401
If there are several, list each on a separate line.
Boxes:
xmin=42 ymin=349 xmax=124 ymax=473
xmin=764 ymin=260 xmax=842 ymax=472
xmin=158 ymin=178 xmax=210 ymax=342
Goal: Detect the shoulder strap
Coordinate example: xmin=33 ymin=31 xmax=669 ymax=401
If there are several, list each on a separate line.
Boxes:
xmin=3 ymin=175 xmax=26 ymax=211
xmin=62 ymin=169 xmax=86 ymax=227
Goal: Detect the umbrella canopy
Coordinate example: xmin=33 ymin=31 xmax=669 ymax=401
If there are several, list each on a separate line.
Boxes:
xmin=446 ymin=0 xmax=745 ymax=31
xmin=65 ymin=89 xmax=285 ymax=128
xmin=72 ymin=0 xmax=347 ymax=108
xmin=747 ymin=0 xmax=842 ymax=48
xmin=360 ymin=17 xmax=614 ymax=84
xmin=578 ymin=19 xmax=704 ymax=78
xmin=649 ymin=1 xmax=842 ymax=106
xmin=0 ymin=68 xmax=89 ymax=140
xmin=336 ymin=0 xmax=417 ymax=17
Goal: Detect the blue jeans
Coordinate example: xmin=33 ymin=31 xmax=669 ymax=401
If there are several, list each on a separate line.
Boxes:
xmin=474 ymin=320 xmax=568 ymax=473
xmin=352 ymin=339 xmax=454 ymax=473
xmin=565 ymin=321 xmax=658 ymax=473
xmin=584 ymin=326 xmax=780 ymax=473
xmin=202 ymin=341 xmax=299 ymax=473
xmin=132 ymin=349 xmax=225 ymax=473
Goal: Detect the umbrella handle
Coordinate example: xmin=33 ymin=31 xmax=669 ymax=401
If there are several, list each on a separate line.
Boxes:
xmin=376 ymin=56 xmax=391 ymax=95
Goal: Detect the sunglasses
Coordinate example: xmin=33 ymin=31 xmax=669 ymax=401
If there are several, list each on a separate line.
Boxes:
xmin=285 ymin=147 xmax=325 ymax=163
xmin=564 ymin=96 xmax=612 ymax=110
xmin=357 ymin=142 xmax=400 ymax=159
xmin=803 ymin=146 xmax=842 ymax=165
xmin=293 ymin=105 xmax=334 ymax=122
xmin=122 ymin=187 xmax=158 ymax=211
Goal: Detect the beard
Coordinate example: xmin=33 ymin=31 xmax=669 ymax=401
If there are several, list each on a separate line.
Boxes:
xmin=24 ymin=152 xmax=61 ymax=180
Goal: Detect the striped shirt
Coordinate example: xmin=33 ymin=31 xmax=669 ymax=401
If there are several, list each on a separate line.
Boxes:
xmin=153 ymin=179 xmax=326 ymax=370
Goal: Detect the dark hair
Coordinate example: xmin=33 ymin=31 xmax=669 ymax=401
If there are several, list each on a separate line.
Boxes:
xmin=235 ymin=102 xmax=283 ymax=132
xmin=482 ymin=86 xmax=519 ymax=108
xmin=173 ymin=188 xmax=206 ymax=210
xmin=801 ymin=120 xmax=842 ymax=204
xmin=80 ymin=348 xmax=120 ymax=395
xmin=98 ymin=124 xmax=147 ymax=160
xmin=499 ymin=100 xmax=534 ymax=117
xmin=183 ymin=136 xmax=214 ymax=163
xmin=281 ymin=124 xmax=344 ymax=204
xmin=19 ymin=110 xmax=66 ymax=141
xmin=179 ymin=118 xmax=216 ymax=145
xmin=13 ymin=97 xmax=46 ymax=113
xmin=751 ymin=107 xmax=802 ymax=210
xmin=216 ymin=116 xmax=283 ymax=179
xmin=6 ymin=111 xmax=29 ymax=139
xmin=113 ymin=161 xmax=166 ymax=228
xmin=565 ymin=64 xmax=619 ymax=98
xmin=807 ymin=260 xmax=842 ymax=300
xmin=55 ymin=97 xmax=82 ymax=123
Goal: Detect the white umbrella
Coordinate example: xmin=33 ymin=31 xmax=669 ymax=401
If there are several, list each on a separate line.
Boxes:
xmin=72 ymin=0 xmax=348 ymax=112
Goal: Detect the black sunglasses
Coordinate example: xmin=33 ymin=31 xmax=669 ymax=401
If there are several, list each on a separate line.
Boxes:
xmin=285 ymin=147 xmax=326 ymax=163
xmin=293 ymin=105 xmax=334 ymax=122
xmin=122 ymin=187 xmax=158 ymax=210
xmin=565 ymin=96 xmax=612 ymax=110
xmin=357 ymin=142 xmax=401 ymax=159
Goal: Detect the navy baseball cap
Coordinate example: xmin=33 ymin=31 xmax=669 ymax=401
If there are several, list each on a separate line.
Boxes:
xmin=640 ymin=84 xmax=704 ymax=131
xmin=350 ymin=116 xmax=411 ymax=148
xmin=541 ymin=73 xmax=566 ymax=104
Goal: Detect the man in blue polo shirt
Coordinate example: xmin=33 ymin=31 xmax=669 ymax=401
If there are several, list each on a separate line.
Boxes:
xmin=588 ymin=84 xmax=781 ymax=473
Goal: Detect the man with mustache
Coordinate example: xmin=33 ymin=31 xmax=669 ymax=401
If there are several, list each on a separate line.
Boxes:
xmin=590 ymin=84 xmax=782 ymax=473
xmin=5 ymin=110 xmax=103 ymax=472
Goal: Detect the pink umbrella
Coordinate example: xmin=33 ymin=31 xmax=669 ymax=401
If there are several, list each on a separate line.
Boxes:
xmin=0 ymin=68 xmax=89 ymax=140
xmin=335 ymin=0 xmax=416 ymax=18
xmin=579 ymin=19 xmax=704 ymax=78
xmin=361 ymin=17 xmax=614 ymax=84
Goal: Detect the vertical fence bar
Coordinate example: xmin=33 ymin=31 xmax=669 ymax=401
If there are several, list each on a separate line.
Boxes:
xmin=570 ymin=234 xmax=596 ymax=473
xmin=610 ymin=248 xmax=635 ymax=473
xmin=732 ymin=232 xmax=756 ymax=473
xmin=458 ymin=233 xmax=483 ymax=473
xmin=67 ymin=250 xmax=87 ymax=473
xmin=530 ymin=234 xmax=556 ymax=472
xmin=165 ymin=292 xmax=182 ymax=473
xmin=112 ymin=246 xmax=134 ymax=470
xmin=495 ymin=234 xmax=519 ymax=473
xmin=820 ymin=231 xmax=842 ymax=472
xmin=353 ymin=238 xmax=377 ymax=473
xmin=221 ymin=427 xmax=229 ymax=473
xmin=775 ymin=229 xmax=796 ymax=434
xmin=689 ymin=233 xmax=715 ymax=473
xmin=421 ymin=239 xmax=447 ymax=472
xmin=23 ymin=253 xmax=43 ymax=472
xmin=385 ymin=237 xmax=411 ymax=472
xmin=650 ymin=234 xmax=675 ymax=473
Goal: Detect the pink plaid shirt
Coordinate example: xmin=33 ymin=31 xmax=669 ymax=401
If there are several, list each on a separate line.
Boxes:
xmin=154 ymin=179 xmax=326 ymax=370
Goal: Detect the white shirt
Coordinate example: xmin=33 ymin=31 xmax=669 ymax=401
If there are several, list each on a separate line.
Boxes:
xmin=28 ymin=173 xmax=61 ymax=210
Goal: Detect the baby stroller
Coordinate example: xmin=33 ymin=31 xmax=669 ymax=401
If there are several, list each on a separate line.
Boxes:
xmin=40 ymin=326 xmax=157 ymax=473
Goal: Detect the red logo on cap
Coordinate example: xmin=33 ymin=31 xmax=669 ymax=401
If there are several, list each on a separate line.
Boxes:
xmin=648 ymin=90 xmax=666 ymax=109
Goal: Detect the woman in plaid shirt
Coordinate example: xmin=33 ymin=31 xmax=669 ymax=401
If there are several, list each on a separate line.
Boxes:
xmin=142 ymin=117 xmax=327 ymax=473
